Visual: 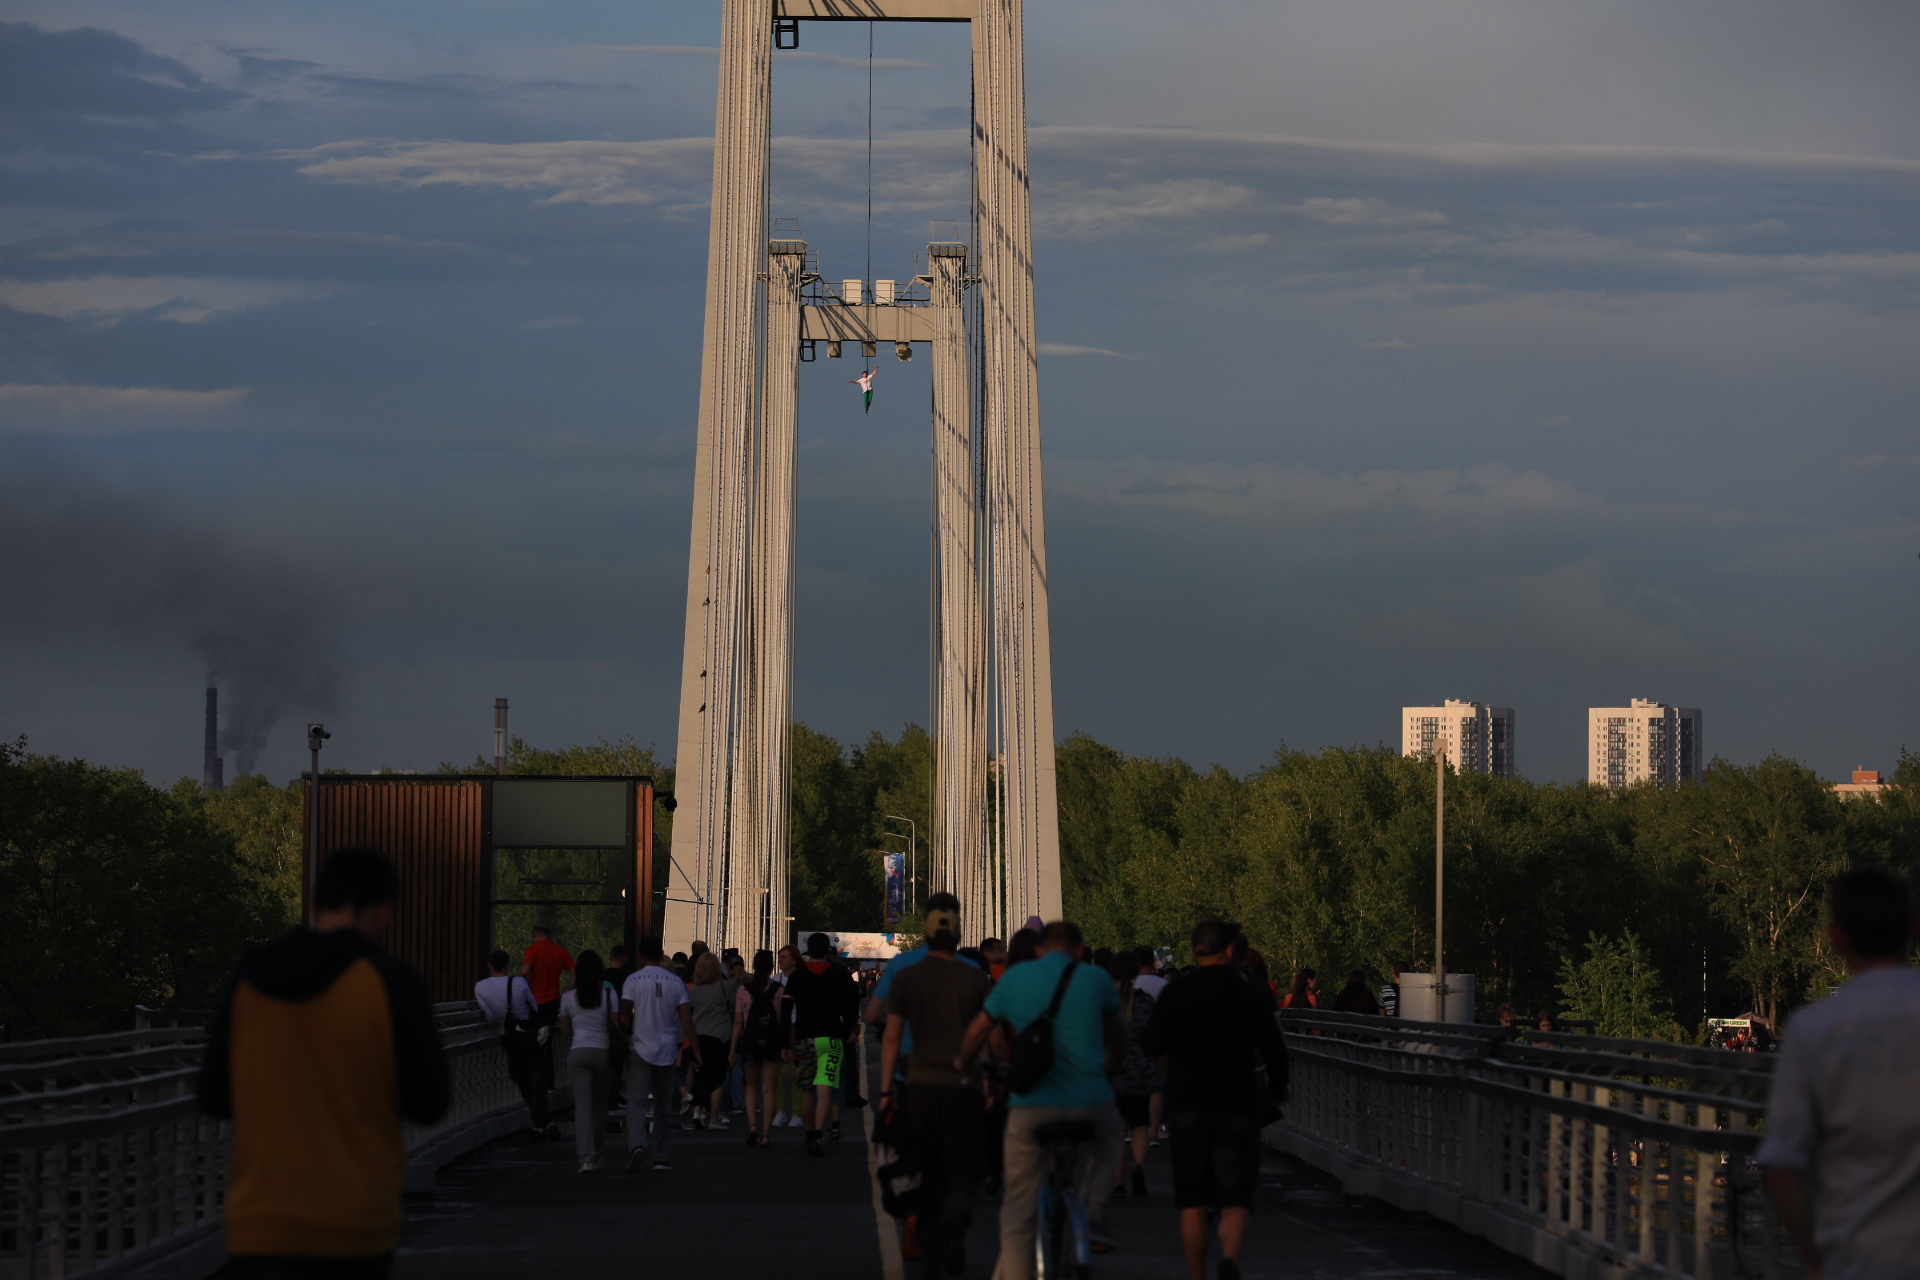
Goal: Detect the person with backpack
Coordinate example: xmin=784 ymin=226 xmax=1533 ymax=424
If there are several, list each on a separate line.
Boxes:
xmin=956 ymin=919 xmax=1125 ymax=1278
xmin=732 ymin=949 xmax=787 ymax=1146
xmin=784 ymin=932 xmax=862 ymax=1156
xmin=475 ymin=948 xmax=554 ymax=1140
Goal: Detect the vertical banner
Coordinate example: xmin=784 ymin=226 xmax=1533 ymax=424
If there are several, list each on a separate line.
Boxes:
xmin=883 ymin=852 xmax=906 ymax=924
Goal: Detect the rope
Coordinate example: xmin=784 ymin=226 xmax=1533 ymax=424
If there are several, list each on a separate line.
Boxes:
xmin=864 ymin=21 xmax=874 ymax=377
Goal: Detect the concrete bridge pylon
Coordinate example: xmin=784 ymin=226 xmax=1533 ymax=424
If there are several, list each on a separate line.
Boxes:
xmin=664 ymin=0 xmax=1060 ymax=955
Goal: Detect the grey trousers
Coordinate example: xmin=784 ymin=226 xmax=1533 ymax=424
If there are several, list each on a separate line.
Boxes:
xmin=566 ymin=1047 xmax=612 ymax=1163
xmin=626 ymin=1054 xmax=678 ymax=1166
xmin=991 ymin=1104 xmax=1124 ymax=1280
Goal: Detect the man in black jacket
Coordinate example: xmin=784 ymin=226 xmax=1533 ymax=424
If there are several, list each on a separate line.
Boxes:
xmin=1139 ymin=917 xmax=1289 ymax=1280
xmin=784 ymin=932 xmax=862 ymax=1156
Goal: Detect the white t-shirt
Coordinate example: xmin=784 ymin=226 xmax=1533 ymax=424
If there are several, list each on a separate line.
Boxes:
xmin=622 ymin=964 xmax=692 ymax=1067
xmin=559 ymin=983 xmax=618 ymax=1051
xmin=1133 ymin=973 xmax=1169 ymax=1000
xmin=1756 ymin=966 xmax=1920 ymax=1280
xmin=474 ymin=974 xmax=536 ymax=1027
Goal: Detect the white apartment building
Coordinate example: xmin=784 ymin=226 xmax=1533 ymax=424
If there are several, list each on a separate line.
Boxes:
xmin=1587 ymin=699 xmax=1702 ymax=788
xmin=1401 ymin=700 xmax=1517 ymax=777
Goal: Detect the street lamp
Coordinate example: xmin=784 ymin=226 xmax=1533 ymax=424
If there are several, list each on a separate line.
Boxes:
xmin=1433 ymin=738 xmax=1448 ymax=1024
xmin=884 ymin=814 xmax=917 ymax=913
xmin=305 ymin=722 xmax=331 ymax=926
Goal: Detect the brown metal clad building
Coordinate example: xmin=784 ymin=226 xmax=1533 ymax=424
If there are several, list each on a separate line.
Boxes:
xmin=302 ymin=775 xmax=655 ymax=1002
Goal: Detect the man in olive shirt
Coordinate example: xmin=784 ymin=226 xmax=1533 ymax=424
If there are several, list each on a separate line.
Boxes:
xmin=880 ymin=893 xmax=991 ymax=1280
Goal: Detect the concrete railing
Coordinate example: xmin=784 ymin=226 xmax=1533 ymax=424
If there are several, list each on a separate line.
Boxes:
xmin=0 ymin=1003 xmax=537 ymax=1280
xmin=1268 ymin=1009 xmax=1796 ymax=1280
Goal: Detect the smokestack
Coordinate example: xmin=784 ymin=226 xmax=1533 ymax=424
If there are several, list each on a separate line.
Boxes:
xmin=494 ymin=697 xmax=508 ymax=774
xmin=203 ymin=673 xmax=225 ymax=790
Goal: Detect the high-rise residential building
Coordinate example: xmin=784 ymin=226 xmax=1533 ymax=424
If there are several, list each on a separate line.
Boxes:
xmin=1587 ymin=699 xmax=1702 ymax=788
xmin=1401 ymin=700 xmax=1517 ymax=777
xmin=1833 ymin=769 xmax=1888 ymax=801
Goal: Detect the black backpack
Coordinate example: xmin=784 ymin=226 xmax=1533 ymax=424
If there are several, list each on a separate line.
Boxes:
xmin=1008 ymin=961 xmax=1078 ymax=1094
xmin=745 ymin=982 xmax=785 ymax=1055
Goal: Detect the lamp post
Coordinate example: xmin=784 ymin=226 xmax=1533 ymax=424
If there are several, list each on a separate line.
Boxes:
xmin=305 ymin=722 xmax=331 ymax=926
xmin=884 ymin=814 xmax=917 ymax=914
xmin=1434 ymin=737 xmax=1448 ymax=1024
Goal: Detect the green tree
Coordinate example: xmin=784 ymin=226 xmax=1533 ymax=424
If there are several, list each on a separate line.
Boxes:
xmin=191 ymin=773 xmax=306 ymax=932
xmin=1640 ymin=754 xmax=1849 ymax=1025
xmin=789 ymin=722 xmax=877 ymax=931
xmin=0 ymin=738 xmax=279 ymax=1037
xmin=1557 ymin=931 xmax=1685 ymax=1041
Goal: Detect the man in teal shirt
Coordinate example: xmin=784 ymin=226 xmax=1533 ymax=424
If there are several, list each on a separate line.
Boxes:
xmin=956 ymin=920 xmax=1125 ymax=1276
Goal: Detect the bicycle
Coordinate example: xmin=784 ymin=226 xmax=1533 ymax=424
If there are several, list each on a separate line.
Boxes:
xmin=1032 ymin=1119 xmax=1098 ymax=1280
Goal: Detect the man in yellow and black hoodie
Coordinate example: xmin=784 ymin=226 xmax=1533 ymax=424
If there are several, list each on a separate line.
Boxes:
xmin=199 ymin=847 xmax=449 ymax=1280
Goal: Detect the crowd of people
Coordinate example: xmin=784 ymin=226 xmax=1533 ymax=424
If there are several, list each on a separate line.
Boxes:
xmin=198 ymin=848 xmax=1919 ymax=1280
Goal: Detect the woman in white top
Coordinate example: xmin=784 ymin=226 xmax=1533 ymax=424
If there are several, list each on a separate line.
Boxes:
xmin=558 ymin=949 xmax=619 ymax=1172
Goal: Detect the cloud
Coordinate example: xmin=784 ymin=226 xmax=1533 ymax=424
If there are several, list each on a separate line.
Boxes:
xmin=265 ymin=137 xmax=716 ymax=208
xmin=0 ymin=383 xmax=249 ymax=432
xmin=1542 ymin=414 xmax=1573 ymax=426
xmin=303 ymin=72 xmax=635 ymax=103
xmin=0 ymin=276 xmax=337 ymax=325
xmin=1053 ymin=458 xmax=1614 ymax=534
xmin=1841 ymin=453 xmax=1920 ymax=467
xmin=21 ymin=229 xmax=480 ymax=260
xmin=1363 ymin=337 xmax=1410 ymax=348
xmin=0 ymin=21 xmax=239 ymax=119
xmin=519 ymin=315 xmax=580 ymax=331
xmin=1284 ymin=197 xmax=1447 ymax=227
xmin=1039 ymin=343 xmax=1134 ymax=358
xmin=553 ymin=43 xmax=934 ymax=69
xmin=1040 ymin=178 xmax=1257 ymax=235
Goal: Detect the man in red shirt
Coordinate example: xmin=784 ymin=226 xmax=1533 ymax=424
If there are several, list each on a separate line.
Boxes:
xmin=522 ymin=925 xmax=575 ymax=1029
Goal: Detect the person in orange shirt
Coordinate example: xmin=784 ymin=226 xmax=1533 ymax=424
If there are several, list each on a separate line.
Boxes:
xmin=199 ymin=847 xmax=447 ymax=1280
xmin=522 ymin=924 xmax=575 ymax=1027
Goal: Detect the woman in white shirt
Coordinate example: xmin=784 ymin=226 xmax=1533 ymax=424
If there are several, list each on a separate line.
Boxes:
xmin=558 ymin=949 xmax=619 ymax=1172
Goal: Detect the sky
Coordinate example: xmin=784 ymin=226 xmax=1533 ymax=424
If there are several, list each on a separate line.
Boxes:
xmin=1 ymin=0 xmax=1916 ymax=787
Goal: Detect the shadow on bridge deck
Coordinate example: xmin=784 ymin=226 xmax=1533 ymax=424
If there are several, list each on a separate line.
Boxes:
xmin=397 ymin=1034 xmax=1555 ymax=1280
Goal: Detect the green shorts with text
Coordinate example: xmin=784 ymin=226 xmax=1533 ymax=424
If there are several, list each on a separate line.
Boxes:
xmin=798 ymin=1035 xmax=845 ymax=1089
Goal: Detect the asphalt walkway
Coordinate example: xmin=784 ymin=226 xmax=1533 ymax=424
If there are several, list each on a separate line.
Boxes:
xmin=397 ymin=1030 xmax=1555 ymax=1280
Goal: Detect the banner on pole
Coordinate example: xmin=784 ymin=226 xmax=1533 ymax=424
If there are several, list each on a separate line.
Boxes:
xmin=883 ymin=852 xmax=906 ymax=923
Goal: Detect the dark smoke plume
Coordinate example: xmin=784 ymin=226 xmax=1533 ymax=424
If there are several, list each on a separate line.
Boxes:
xmin=0 ymin=460 xmax=344 ymax=773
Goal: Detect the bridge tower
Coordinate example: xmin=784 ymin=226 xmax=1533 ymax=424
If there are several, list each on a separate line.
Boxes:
xmin=664 ymin=0 xmax=1061 ymax=954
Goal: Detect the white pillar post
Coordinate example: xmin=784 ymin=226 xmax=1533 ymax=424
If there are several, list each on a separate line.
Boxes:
xmin=974 ymin=0 xmax=1061 ymax=939
xmin=666 ymin=0 xmax=772 ymax=955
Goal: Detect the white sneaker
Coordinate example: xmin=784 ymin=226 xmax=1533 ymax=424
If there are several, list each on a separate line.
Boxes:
xmin=713 ymin=1114 xmax=730 ymax=1129
xmin=772 ymin=1111 xmax=790 ymax=1128
xmin=784 ymin=1113 xmax=805 ymax=1127
xmin=579 ymin=1160 xmax=595 ymax=1174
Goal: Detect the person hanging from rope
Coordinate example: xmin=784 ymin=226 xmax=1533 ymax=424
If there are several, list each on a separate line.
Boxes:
xmin=851 ymin=366 xmax=876 ymax=413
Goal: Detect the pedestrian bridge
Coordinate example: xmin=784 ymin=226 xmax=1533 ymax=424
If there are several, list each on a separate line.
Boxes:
xmin=1 ymin=1007 xmax=1798 ymax=1280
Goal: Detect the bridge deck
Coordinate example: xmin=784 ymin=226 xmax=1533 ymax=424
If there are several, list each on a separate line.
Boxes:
xmin=396 ymin=1036 xmax=1554 ymax=1280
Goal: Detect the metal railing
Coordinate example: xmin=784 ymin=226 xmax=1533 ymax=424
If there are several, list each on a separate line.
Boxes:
xmin=1271 ymin=1009 xmax=1795 ymax=1280
xmin=0 ymin=1003 xmax=526 ymax=1280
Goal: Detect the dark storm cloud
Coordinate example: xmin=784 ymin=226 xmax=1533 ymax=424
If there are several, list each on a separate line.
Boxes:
xmin=0 ymin=458 xmax=343 ymax=772
xmin=0 ymin=22 xmax=239 ymax=119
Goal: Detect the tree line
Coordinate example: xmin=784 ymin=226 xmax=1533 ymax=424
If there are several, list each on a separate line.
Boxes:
xmin=3 ymin=728 xmax=1914 ymax=1038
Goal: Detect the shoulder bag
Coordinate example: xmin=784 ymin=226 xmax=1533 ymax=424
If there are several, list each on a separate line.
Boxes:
xmin=1008 ymin=960 xmax=1078 ymax=1094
